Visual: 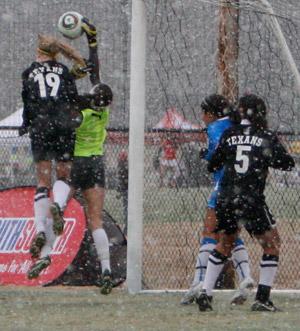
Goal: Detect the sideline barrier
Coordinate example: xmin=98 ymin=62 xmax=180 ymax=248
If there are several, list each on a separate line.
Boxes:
xmin=0 ymin=186 xmax=86 ymax=286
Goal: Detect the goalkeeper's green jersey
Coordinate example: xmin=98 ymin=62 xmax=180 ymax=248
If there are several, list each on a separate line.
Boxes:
xmin=74 ymin=107 xmax=109 ymax=157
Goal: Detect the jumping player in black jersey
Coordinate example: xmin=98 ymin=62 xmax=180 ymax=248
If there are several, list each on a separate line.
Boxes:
xmin=197 ymin=94 xmax=295 ymax=312
xmin=20 ymin=20 xmax=98 ymax=279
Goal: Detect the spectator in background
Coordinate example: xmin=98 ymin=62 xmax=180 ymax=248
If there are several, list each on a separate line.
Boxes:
xmin=117 ymin=150 xmax=129 ymax=236
xmin=159 ymin=134 xmax=180 ymax=187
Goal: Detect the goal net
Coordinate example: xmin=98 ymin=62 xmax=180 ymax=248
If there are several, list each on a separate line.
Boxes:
xmin=127 ymin=0 xmax=300 ymax=291
xmin=0 ymin=0 xmax=299 ymax=291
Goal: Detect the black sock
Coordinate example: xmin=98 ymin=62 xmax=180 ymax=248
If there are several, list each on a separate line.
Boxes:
xmin=256 ymin=284 xmax=271 ymax=302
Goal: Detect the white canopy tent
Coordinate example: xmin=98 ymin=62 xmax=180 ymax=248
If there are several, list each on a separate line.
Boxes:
xmin=0 ymin=108 xmax=23 ymax=137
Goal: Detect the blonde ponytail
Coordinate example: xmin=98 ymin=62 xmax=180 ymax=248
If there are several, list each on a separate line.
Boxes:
xmin=37 ymin=34 xmax=85 ymax=66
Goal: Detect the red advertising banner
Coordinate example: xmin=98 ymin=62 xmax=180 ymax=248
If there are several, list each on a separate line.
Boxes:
xmin=0 ymin=187 xmax=86 ymax=286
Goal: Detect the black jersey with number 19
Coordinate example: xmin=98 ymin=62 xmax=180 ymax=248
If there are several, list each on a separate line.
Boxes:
xmin=21 ymin=60 xmax=78 ymax=129
xmin=22 ymin=60 xmax=79 ymax=162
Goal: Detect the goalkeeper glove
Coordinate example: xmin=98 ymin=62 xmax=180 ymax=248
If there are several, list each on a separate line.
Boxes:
xmin=81 ymin=18 xmax=97 ymax=47
xmin=70 ymin=60 xmax=95 ymax=79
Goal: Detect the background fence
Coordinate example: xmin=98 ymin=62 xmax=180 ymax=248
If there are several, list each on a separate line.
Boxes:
xmin=1 ymin=128 xmax=300 ymax=289
xmin=1 ymin=0 xmax=300 ymax=289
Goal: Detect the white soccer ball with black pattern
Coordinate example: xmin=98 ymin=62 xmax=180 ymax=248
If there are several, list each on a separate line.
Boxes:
xmin=58 ymin=11 xmax=83 ymax=39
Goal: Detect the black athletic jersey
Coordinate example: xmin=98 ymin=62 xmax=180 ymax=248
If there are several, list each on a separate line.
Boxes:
xmin=21 ymin=60 xmax=78 ymax=129
xmin=207 ymin=124 xmax=295 ymax=200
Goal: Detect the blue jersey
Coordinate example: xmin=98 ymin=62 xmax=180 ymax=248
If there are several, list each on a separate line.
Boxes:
xmin=204 ymin=117 xmax=232 ymax=185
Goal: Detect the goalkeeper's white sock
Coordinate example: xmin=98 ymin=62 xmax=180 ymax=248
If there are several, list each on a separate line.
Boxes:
xmin=259 ymin=254 xmax=279 ymax=287
xmin=52 ymin=179 xmax=71 ymax=210
xmin=34 ymin=187 xmax=49 ymax=234
xmin=232 ymin=238 xmax=251 ymax=283
xmin=203 ymin=249 xmax=227 ymax=296
xmin=192 ymin=238 xmax=217 ymax=286
xmin=92 ymin=228 xmax=111 ymax=272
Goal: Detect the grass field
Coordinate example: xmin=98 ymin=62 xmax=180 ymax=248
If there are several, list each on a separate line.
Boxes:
xmin=104 ymin=183 xmax=300 ymax=290
xmin=1 ymin=286 xmax=300 ymax=331
xmin=105 ymin=185 xmax=300 ymax=225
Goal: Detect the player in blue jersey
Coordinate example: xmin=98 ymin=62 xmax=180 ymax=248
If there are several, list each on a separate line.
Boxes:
xmin=181 ymin=94 xmax=253 ymax=305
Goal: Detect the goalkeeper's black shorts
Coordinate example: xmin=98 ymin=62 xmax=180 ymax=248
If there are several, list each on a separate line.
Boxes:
xmin=215 ymin=195 xmax=276 ymax=236
xmin=71 ymin=155 xmax=105 ymax=190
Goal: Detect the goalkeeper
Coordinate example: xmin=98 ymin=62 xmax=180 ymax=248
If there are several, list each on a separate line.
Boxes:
xmin=64 ymin=19 xmax=115 ymax=295
xmin=69 ymin=82 xmax=114 ymax=295
xmin=181 ymin=94 xmax=254 ymax=305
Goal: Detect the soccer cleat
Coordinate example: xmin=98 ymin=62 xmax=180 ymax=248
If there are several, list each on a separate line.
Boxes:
xmin=50 ymin=202 xmax=65 ymax=236
xmin=196 ymin=291 xmax=213 ymax=312
xmin=231 ymin=277 xmax=254 ymax=305
xmin=180 ymin=282 xmax=203 ymax=305
xmin=251 ymin=300 xmax=281 ymax=312
xmin=27 ymin=256 xmax=51 ymax=279
xmin=99 ymin=269 xmax=113 ymax=295
xmin=29 ymin=232 xmax=46 ymax=258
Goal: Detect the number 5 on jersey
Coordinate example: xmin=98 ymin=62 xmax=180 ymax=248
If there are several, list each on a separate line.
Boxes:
xmin=234 ymin=145 xmax=251 ymax=174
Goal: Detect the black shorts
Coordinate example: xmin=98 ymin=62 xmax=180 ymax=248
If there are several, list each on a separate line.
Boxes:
xmin=71 ymin=155 xmax=105 ymax=190
xmin=30 ymin=129 xmax=75 ymax=162
xmin=215 ymin=196 xmax=276 ymax=236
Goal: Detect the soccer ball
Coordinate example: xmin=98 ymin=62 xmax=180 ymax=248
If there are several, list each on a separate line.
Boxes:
xmin=57 ymin=11 xmax=83 ymax=39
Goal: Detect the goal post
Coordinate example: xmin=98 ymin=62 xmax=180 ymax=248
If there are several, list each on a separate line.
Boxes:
xmin=259 ymin=0 xmax=300 ymax=95
xmin=126 ymin=0 xmax=147 ymax=294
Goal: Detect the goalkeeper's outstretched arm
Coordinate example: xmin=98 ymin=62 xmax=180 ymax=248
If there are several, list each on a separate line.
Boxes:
xmin=81 ymin=18 xmax=100 ymax=86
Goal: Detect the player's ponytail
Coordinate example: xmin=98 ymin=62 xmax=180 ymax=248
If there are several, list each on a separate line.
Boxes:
xmin=37 ymin=34 xmax=85 ymax=67
xmin=238 ymin=94 xmax=268 ymax=130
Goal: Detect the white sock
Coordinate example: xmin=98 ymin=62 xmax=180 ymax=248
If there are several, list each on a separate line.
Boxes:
xmin=232 ymin=242 xmax=251 ymax=283
xmin=92 ymin=228 xmax=111 ymax=272
xmin=40 ymin=218 xmax=56 ymax=259
xmin=53 ymin=180 xmax=70 ymax=210
xmin=192 ymin=241 xmax=216 ymax=286
xmin=34 ymin=188 xmax=49 ymax=233
xmin=203 ymin=250 xmax=227 ymax=296
xmin=259 ymin=254 xmax=279 ymax=287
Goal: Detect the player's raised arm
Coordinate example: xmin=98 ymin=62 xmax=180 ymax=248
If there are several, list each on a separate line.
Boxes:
xmin=81 ymin=18 xmax=100 ymax=85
